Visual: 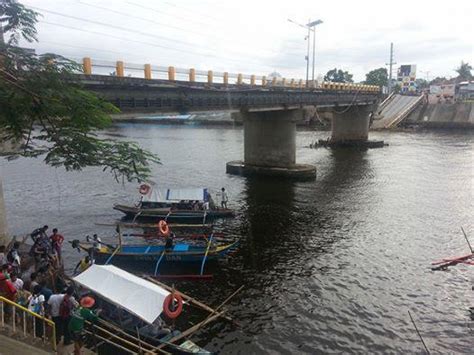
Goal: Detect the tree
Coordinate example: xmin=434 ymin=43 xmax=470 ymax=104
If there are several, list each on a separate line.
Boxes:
xmin=454 ymin=61 xmax=472 ymax=81
xmin=324 ymin=68 xmax=354 ymax=83
xmin=415 ymin=78 xmax=428 ymax=90
xmin=364 ymin=68 xmax=387 ymax=87
xmin=429 ymin=76 xmax=448 ymax=85
xmin=0 ymin=1 xmax=159 ymax=244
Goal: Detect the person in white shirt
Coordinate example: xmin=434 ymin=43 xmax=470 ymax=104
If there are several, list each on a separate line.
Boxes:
xmin=10 ymin=272 xmax=23 ymax=290
xmin=28 ymin=284 xmax=46 ymax=338
xmin=220 ymin=187 xmax=228 ymax=209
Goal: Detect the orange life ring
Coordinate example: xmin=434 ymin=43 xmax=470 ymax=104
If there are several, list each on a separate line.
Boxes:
xmin=158 ymin=220 xmax=170 ymax=236
xmin=139 ymin=184 xmax=151 ymax=195
xmin=163 ymin=293 xmax=183 ymax=319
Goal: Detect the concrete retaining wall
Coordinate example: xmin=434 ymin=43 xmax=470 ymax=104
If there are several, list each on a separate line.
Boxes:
xmin=405 ymin=102 xmax=474 ymax=128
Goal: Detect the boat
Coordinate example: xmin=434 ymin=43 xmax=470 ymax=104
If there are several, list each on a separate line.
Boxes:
xmin=113 ymin=186 xmax=235 ymax=222
xmin=75 ymin=240 xmax=238 ymax=264
xmin=70 ymin=264 xmax=237 ymax=354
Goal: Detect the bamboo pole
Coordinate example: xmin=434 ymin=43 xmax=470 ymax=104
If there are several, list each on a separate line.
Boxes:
xmin=154 ymin=311 xmax=224 ymax=352
xmin=86 ymin=320 xmax=166 ymax=354
xmin=96 ymin=318 xmax=158 ymax=352
xmin=144 ymin=277 xmax=235 ymax=324
xmin=83 ymin=329 xmax=138 ymax=355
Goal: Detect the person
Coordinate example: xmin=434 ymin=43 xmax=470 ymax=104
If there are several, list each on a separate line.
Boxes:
xmin=10 ymin=272 xmax=23 ymax=291
xmin=0 ymin=273 xmax=17 ymax=301
xmin=30 ymin=225 xmax=49 ymax=243
xmin=28 ymin=284 xmax=45 ymax=338
xmin=59 ymin=286 xmax=78 ymax=346
xmin=165 ymin=232 xmax=175 ymax=249
xmin=1 ymin=264 xmax=11 ymax=279
xmin=39 ymin=279 xmax=53 ymax=302
xmin=7 ymin=241 xmax=21 ymax=272
xmin=73 ymin=255 xmax=92 ymax=275
xmin=220 ymin=187 xmax=228 ymax=209
xmin=31 ymin=230 xmax=52 ymax=266
xmin=29 ymin=272 xmax=39 ymax=291
xmin=69 ymin=296 xmax=100 ymax=355
xmin=203 ymin=200 xmax=210 ymax=210
xmin=48 ymin=290 xmax=66 ymax=345
xmin=91 ymin=234 xmax=102 ymax=250
xmin=0 ymin=245 xmax=6 ymax=266
xmin=50 ymin=228 xmax=64 ymax=261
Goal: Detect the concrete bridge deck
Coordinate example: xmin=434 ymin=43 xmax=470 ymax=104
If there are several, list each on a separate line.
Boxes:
xmin=78 ymin=74 xmax=379 ymax=113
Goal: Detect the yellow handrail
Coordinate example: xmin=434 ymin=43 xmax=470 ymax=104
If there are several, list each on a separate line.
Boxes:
xmin=0 ymin=296 xmax=57 ymax=351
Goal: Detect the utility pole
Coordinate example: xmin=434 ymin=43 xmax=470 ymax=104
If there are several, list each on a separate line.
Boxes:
xmin=386 ymin=43 xmax=396 ymax=95
xmin=306 ymin=20 xmax=310 ymax=87
xmin=311 ymin=20 xmax=315 ymax=83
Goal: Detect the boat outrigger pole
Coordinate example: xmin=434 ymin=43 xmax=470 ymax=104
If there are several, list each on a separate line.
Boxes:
xmin=200 ymin=233 xmax=214 ymax=276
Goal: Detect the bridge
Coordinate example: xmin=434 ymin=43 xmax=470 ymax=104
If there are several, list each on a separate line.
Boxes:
xmin=78 ymin=58 xmax=381 ymax=178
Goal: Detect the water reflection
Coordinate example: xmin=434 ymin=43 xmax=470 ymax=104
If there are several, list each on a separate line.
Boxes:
xmin=240 ymin=177 xmax=296 ymax=270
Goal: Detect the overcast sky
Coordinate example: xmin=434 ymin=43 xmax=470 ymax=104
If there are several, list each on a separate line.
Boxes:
xmin=18 ymin=0 xmax=474 ymax=82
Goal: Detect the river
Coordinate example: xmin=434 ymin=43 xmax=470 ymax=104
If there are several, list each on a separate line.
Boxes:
xmin=1 ymin=125 xmax=473 ymax=353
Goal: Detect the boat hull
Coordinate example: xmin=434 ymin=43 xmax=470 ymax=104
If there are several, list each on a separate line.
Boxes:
xmin=113 ymin=204 xmax=235 ymax=222
xmin=81 ymin=242 xmax=238 ymax=264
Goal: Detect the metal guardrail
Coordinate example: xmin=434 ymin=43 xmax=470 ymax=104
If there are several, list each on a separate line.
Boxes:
xmin=0 ymin=296 xmax=57 ymax=352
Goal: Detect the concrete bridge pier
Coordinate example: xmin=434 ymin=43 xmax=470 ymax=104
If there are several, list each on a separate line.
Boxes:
xmin=226 ymin=109 xmax=316 ymax=179
xmin=331 ymin=105 xmax=372 ymax=143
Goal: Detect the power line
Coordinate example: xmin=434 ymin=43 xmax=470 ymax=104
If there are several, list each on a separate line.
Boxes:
xmin=74 ymin=0 xmax=217 ymax=39
xmin=72 ymin=0 xmax=302 ymax=58
xmin=32 ymin=5 xmax=301 ymax=63
xmin=31 ymin=6 xmax=197 ymax=49
xmin=161 ymin=1 xmax=222 ymax=22
xmin=124 ymin=1 xmax=214 ymax=30
xmin=125 ymin=0 xmax=305 ymax=48
xmin=39 ymin=21 xmax=292 ymax=71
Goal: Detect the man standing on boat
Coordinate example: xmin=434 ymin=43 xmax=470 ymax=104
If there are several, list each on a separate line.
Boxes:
xmin=220 ymin=188 xmax=228 ymax=209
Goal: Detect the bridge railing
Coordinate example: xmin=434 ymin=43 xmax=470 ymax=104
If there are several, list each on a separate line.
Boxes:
xmin=81 ymin=57 xmax=380 ymax=93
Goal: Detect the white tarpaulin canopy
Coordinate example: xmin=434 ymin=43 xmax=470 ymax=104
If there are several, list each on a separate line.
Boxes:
xmin=73 ymin=264 xmax=170 ymax=324
xmin=142 ymin=187 xmax=208 ymax=203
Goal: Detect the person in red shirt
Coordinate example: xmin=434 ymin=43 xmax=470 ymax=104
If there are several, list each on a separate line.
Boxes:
xmin=50 ymin=228 xmax=65 ymax=262
xmin=0 ymin=273 xmax=17 ymax=301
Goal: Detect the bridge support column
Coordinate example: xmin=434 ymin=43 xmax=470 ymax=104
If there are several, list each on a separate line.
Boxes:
xmin=330 ymin=105 xmax=372 ymax=144
xmin=226 ymin=109 xmax=316 ymax=179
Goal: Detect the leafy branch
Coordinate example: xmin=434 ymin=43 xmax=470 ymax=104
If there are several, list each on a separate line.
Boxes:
xmin=0 ymin=1 xmax=160 ymax=182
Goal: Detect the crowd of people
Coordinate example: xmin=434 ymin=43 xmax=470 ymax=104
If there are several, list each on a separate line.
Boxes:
xmin=0 ymin=225 xmax=101 ymax=354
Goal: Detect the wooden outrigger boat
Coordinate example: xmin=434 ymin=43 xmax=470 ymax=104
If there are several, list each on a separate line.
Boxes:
xmin=75 ymin=241 xmax=238 ymax=264
xmin=70 ymin=264 xmax=242 ymax=354
xmin=114 ymin=186 xmax=235 ymax=223
xmin=73 ymin=223 xmax=238 ymax=279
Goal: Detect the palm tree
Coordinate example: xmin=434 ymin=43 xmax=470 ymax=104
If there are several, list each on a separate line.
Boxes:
xmin=455 ymin=61 xmax=473 ymax=81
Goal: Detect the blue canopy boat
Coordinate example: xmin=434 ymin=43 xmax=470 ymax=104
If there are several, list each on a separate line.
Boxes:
xmin=76 ymin=241 xmax=238 ymax=264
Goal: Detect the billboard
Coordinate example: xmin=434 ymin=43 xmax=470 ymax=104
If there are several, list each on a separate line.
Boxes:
xmin=397 ymin=65 xmax=417 ymax=93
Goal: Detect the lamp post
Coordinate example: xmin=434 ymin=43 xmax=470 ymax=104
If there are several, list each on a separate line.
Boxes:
xmin=288 ymin=18 xmax=323 ymax=87
xmin=307 ymin=19 xmax=323 ymax=87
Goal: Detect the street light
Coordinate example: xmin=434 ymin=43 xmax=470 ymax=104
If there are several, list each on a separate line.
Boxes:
xmin=288 ymin=18 xmax=323 ymax=87
xmin=307 ymin=19 xmax=323 ymax=87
